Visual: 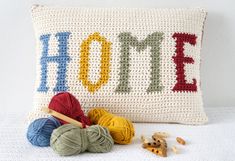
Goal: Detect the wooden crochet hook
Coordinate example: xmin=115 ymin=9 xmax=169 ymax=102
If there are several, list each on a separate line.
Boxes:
xmin=42 ymin=107 xmax=86 ymax=128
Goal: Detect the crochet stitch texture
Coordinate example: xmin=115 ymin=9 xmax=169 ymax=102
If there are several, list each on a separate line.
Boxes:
xmin=29 ymin=5 xmax=208 ymax=125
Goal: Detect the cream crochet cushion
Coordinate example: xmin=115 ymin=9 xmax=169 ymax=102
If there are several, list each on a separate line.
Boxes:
xmin=29 ymin=5 xmax=208 ymax=125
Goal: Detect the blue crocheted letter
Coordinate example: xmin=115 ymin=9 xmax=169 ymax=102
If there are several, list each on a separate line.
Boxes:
xmin=37 ymin=32 xmax=71 ymax=92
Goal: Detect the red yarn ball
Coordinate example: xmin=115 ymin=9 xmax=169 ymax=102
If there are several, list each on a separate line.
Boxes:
xmin=48 ymin=92 xmax=91 ymax=127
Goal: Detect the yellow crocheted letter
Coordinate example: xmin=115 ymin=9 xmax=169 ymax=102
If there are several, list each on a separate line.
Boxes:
xmin=79 ymin=32 xmax=111 ymax=93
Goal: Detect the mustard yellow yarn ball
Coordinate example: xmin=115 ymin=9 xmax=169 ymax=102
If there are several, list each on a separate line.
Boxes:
xmin=88 ymin=108 xmax=108 ymax=124
xmin=88 ymin=108 xmax=135 ymax=144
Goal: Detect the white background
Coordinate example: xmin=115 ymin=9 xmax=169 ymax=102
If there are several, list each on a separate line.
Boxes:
xmin=0 ymin=0 xmax=234 ymax=115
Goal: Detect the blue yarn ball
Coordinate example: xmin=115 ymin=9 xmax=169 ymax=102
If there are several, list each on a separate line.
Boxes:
xmin=27 ymin=117 xmax=61 ymax=147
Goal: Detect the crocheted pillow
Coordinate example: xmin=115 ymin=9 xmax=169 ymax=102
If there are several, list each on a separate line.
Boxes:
xmin=29 ymin=5 xmax=208 ymax=125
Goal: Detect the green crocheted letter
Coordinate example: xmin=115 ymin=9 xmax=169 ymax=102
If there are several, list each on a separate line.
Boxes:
xmin=115 ymin=32 xmax=164 ymax=93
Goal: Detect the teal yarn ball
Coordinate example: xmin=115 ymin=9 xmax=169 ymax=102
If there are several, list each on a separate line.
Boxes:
xmin=50 ymin=124 xmax=114 ymax=156
xmin=27 ymin=117 xmax=61 ymax=147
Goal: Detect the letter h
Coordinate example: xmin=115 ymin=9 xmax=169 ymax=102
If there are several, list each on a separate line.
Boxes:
xmin=37 ymin=32 xmax=71 ymax=92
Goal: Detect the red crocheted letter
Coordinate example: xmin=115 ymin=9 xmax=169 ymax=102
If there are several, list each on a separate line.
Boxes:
xmin=172 ymin=33 xmax=197 ymax=92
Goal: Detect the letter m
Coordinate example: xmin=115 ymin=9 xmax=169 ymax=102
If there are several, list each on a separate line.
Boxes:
xmin=115 ymin=32 xmax=164 ymax=93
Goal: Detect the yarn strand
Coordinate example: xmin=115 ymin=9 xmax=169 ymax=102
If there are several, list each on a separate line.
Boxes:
xmin=88 ymin=108 xmax=135 ymax=144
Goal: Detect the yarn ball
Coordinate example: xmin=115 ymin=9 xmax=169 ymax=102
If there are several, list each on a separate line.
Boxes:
xmin=88 ymin=108 xmax=135 ymax=144
xmin=27 ymin=117 xmax=61 ymax=147
xmin=50 ymin=124 xmax=114 ymax=156
xmin=49 ymin=92 xmax=91 ymax=127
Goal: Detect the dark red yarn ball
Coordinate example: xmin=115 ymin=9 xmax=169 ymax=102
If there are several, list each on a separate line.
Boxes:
xmin=48 ymin=92 xmax=91 ymax=127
